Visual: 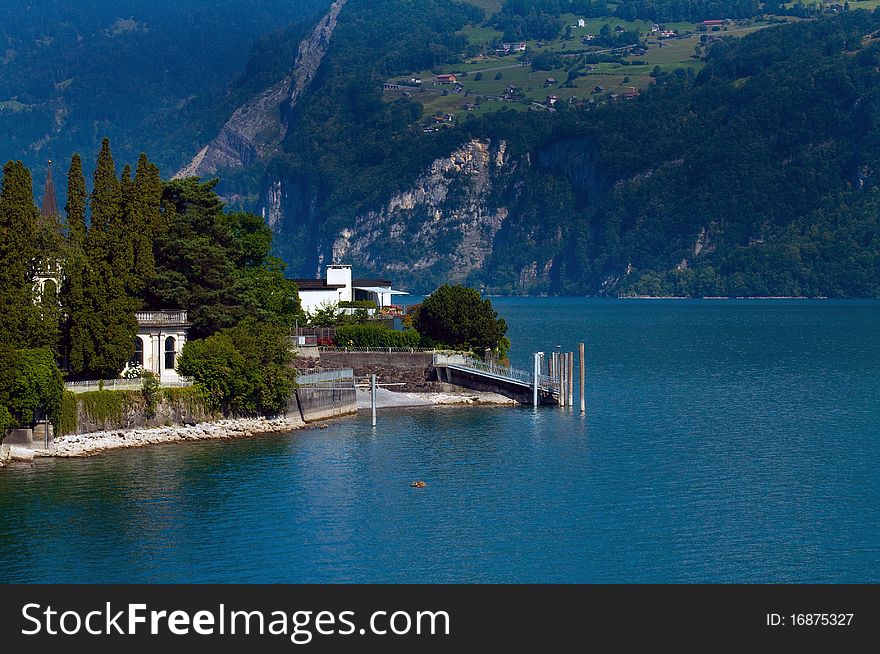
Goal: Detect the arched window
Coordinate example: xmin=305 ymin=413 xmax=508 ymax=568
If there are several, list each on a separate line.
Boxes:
xmin=164 ymin=336 xmax=177 ymax=370
xmin=42 ymin=279 xmax=57 ymax=298
xmin=132 ymin=337 xmax=144 ymax=367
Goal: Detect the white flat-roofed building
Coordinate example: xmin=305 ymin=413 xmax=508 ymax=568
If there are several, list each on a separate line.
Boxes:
xmin=291 ymin=264 xmax=408 ymax=316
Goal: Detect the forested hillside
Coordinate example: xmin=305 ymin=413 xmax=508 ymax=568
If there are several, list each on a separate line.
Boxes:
xmin=3 ymin=1 xmax=879 ymax=297
xmin=0 ymin=0 xmax=330 ymax=183
xmin=260 ymin=5 xmax=880 ymax=296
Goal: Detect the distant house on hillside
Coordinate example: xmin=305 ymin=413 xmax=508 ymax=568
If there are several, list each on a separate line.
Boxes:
xmin=383 ymin=83 xmax=400 ymax=91
xmin=701 ymin=20 xmax=726 ymax=28
xmin=435 ymin=74 xmax=457 ymax=84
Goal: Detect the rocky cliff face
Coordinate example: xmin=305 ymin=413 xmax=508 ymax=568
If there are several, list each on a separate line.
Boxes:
xmin=327 ymin=139 xmax=513 ymax=289
xmin=175 ymin=0 xmax=347 ymax=179
xmin=263 ymin=135 xmax=608 ymax=293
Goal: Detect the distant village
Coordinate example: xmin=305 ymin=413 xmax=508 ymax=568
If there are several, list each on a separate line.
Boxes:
xmin=378 ymin=14 xmax=766 ymax=129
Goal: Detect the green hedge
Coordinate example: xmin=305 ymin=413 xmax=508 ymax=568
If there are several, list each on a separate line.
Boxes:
xmin=334 ymin=324 xmax=420 ymax=348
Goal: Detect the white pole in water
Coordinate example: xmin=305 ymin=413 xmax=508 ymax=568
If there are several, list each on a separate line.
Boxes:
xmin=579 ymin=342 xmax=586 ymax=414
xmin=568 ymin=352 xmax=575 ymax=407
xmin=533 ymin=352 xmax=540 ymax=407
xmin=560 ymin=352 xmax=566 ymax=407
xmin=371 ymin=374 xmax=377 ymax=426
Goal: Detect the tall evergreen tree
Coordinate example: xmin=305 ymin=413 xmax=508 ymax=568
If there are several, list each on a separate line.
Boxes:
xmin=65 ymin=153 xmax=87 ymax=248
xmin=0 ymin=161 xmax=39 ymax=348
xmin=68 ymin=140 xmax=138 ymax=379
xmin=61 ymin=153 xmax=90 ymax=374
xmin=128 ymin=153 xmax=164 ymax=297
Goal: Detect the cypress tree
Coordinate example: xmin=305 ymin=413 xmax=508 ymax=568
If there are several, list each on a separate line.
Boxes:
xmin=0 ymin=161 xmax=40 ymax=348
xmin=65 ymin=153 xmax=87 ymax=248
xmin=69 ymin=140 xmax=138 ymax=379
xmin=127 ymin=154 xmax=164 ymax=297
xmin=62 ymin=153 xmax=91 ymax=374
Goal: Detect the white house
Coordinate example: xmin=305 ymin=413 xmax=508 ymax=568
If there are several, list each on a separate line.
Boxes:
xmin=125 ymin=310 xmax=189 ymax=383
xmin=291 ymin=264 xmax=408 ymax=316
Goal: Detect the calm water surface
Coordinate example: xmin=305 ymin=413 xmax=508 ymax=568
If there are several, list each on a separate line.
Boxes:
xmin=1 ymin=299 xmax=878 ymax=582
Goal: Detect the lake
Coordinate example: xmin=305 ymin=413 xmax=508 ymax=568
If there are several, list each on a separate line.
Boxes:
xmin=1 ymin=299 xmax=878 ymax=583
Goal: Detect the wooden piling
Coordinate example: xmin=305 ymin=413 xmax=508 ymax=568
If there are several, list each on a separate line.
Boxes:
xmin=579 ymin=342 xmax=585 ymax=414
xmin=568 ymin=352 xmax=574 ymax=406
xmin=559 ymin=353 xmax=565 ymax=407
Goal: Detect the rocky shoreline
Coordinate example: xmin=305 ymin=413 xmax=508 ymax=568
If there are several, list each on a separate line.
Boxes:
xmin=0 ymin=388 xmax=519 ymax=465
xmin=46 ymin=415 xmax=306 ymax=459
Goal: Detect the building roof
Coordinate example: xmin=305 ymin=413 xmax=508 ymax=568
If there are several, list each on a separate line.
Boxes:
xmin=353 ymin=278 xmax=392 ymax=287
xmin=354 ymin=286 xmax=409 ymax=296
xmin=290 ymin=279 xmax=346 ymax=291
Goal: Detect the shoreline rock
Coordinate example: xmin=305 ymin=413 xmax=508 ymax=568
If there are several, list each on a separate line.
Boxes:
xmin=356 ymin=387 xmax=517 ymax=409
xmin=44 ymin=415 xmax=306 ymax=459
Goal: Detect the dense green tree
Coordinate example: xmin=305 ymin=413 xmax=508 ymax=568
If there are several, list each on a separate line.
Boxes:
xmin=413 ymin=284 xmax=508 ymax=356
xmin=177 ymin=321 xmax=296 ymax=416
xmin=69 ymin=140 xmax=139 ymax=379
xmin=148 ymin=178 xmax=299 ymax=339
xmin=62 ymin=153 xmax=90 ymax=374
xmin=0 ymin=348 xmax=63 ymax=433
xmin=0 ymin=161 xmax=40 ymax=348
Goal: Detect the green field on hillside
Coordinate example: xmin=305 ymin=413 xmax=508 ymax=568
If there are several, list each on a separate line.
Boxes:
xmin=386 ymin=12 xmax=786 ymax=125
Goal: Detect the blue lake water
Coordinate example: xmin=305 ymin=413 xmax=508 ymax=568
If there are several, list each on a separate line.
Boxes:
xmin=1 ymin=299 xmax=878 ymax=583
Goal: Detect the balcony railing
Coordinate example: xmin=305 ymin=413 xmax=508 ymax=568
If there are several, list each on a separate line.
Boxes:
xmin=135 ymin=310 xmax=189 ymax=326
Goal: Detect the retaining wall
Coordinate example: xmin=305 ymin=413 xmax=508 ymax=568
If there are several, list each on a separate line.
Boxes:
xmin=310 ymin=351 xmax=441 ymax=392
xmin=293 ymin=386 xmax=357 ymax=422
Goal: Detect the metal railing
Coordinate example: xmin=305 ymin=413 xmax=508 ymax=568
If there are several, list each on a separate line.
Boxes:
xmin=296 ymin=369 xmax=355 ymax=386
xmin=64 ymin=377 xmax=194 ymax=394
xmin=318 ymin=346 xmax=463 ymax=354
xmin=433 ymin=353 xmax=559 ymax=392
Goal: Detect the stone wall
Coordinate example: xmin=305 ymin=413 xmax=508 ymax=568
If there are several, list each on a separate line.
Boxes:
xmin=299 ymin=351 xmax=444 ymax=392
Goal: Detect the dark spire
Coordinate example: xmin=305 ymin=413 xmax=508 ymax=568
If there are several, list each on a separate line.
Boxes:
xmin=41 ymin=159 xmax=59 ymax=219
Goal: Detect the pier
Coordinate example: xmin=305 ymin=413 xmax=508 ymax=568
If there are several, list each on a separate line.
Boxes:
xmin=432 ymin=353 xmax=561 ymax=405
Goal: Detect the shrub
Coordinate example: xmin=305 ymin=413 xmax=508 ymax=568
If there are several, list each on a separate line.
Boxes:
xmin=178 ymin=321 xmax=296 ymax=416
xmin=334 ymin=324 xmax=420 ymax=348
xmin=2 ymin=348 xmax=64 ymax=433
xmin=413 ymin=284 xmax=508 ymax=357
xmin=141 ymin=371 xmax=161 ymax=418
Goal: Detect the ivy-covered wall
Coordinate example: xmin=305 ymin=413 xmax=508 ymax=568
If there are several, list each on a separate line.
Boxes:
xmin=60 ymin=387 xmax=212 ymax=436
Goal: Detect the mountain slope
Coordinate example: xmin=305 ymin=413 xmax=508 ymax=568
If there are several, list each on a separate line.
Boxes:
xmin=0 ymin=0 xmax=331 ymax=181
xmin=258 ymin=8 xmax=880 ymax=296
